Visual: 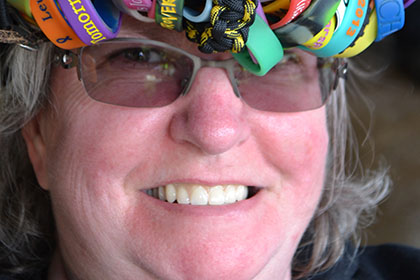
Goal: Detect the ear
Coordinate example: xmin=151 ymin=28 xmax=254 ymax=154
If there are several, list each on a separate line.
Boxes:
xmin=21 ymin=115 xmax=49 ymax=190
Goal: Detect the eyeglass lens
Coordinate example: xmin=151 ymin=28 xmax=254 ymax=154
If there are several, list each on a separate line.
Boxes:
xmin=80 ymin=40 xmax=336 ymax=112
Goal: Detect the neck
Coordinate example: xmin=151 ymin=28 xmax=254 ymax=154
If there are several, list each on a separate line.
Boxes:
xmin=48 ymin=249 xmax=76 ymax=280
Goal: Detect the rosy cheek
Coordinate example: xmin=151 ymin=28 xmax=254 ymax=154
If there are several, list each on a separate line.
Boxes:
xmin=48 ymin=106 xmax=157 ymax=179
xmin=251 ymin=109 xmax=328 ymax=180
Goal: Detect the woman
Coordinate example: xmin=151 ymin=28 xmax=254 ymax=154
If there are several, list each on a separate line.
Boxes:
xmin=0 ymin=1 xmax=418 ymax=279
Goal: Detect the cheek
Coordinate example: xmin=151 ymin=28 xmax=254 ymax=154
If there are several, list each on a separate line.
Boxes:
xmin=43 ymin=106 xmax=176 ymax=265
xmin=252 ymin=109 xmax=329 ymax=183
xmin=251 ymin=108 xmax=329 ymax=227
xmin=47 ymin=68 xmax=166 ymax=183
xmin=47 ymin=106 xmax=165 ymax=184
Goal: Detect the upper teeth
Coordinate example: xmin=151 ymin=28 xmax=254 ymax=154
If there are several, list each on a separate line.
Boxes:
xmin=145 ymin=184 xmax=249 ymax=205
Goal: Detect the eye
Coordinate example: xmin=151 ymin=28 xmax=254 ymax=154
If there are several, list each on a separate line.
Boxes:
xmin=122 ymin=48 xmax=166 ymax=63
xmin=124 ymin=48 xmax=149 ymax=61
xmin=101 ymin=47 xmax=175 ymax=73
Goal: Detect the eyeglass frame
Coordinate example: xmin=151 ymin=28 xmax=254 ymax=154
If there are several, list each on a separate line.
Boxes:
xmin=53 ymin=37 xmax=348 ymax=111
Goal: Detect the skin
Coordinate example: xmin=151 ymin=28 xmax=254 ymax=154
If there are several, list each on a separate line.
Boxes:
xmin=22 ymin=17 xmax=329 ymax=280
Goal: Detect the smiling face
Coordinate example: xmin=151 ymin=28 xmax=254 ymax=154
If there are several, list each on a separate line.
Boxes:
xmin=23 ymin=17 xmax=329 ymax=280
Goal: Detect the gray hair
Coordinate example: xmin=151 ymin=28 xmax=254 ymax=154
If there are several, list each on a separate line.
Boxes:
xmin=0 ymin=43 xmax=390 ymax=278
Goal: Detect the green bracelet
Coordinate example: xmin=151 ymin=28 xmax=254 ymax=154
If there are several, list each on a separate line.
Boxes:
xmin=232 ymin=14 xmax=283 ymax=76
xmin=155 ymin=0 xmax=184 ymax=31
xmin=7 ymin=0 xmax=32 ymax=18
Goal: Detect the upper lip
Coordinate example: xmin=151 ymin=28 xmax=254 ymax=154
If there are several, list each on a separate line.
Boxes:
xmin=125 ymin=162 xmax=276 ymax=192
xmin=143 ymin=180 xmax=264 ymax=190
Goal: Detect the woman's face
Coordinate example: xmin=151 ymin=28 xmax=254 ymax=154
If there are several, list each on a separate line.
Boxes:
xmin=24 ymin=17 xmax=329 ymax=280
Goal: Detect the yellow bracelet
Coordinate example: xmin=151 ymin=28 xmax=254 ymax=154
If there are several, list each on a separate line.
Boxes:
xmin=263 ymin=0 xmax=289 ymax=14
xmin=7 ymin=0 xmax=32 ymax=18
xmin=334 ymin=9 xmax=377 ymax=58
xmin=302 ymin=16 xmax=336 ymax=49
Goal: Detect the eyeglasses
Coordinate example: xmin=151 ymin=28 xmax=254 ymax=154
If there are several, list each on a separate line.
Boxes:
xmin=55 ymin=38 xmax=346 ymax=112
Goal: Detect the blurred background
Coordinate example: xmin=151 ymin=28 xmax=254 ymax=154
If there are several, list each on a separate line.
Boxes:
xmin=348 ymin=2 xmax=420 ymax=247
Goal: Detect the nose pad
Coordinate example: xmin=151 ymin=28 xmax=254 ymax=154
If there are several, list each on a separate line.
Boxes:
xmin=169 ymin=68 xmax=250 ymax=155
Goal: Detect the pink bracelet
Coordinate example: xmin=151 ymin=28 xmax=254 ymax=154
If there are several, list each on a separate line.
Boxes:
xmin=111 ymin=0 xmax=154 ymax=22
xmin=56 ymin=0 xmax=122 ymax=45
xmin=123 ymin=0 xmax=152 ymax=11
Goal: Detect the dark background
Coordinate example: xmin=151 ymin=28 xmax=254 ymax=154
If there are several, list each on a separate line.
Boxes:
xmin=349 ymin=2 xmax=420 ymax=247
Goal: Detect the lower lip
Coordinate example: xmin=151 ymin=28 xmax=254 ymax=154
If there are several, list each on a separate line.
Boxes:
xmin=139 ymin=188 xmax=264 ymax=217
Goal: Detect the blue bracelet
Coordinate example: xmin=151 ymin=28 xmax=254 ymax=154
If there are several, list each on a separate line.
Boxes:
xmin=374 ymin=0 xmax=405 ymax=41
xmin=305 ymin=0 xmax=369 ymax=57
xmin=183 ymin=0 xmax=212 ymax=23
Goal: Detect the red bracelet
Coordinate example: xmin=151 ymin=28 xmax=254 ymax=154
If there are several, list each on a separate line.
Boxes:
xmin=148 ymin=0 xmax=157 ymax=19
xmin=270 ymin=0 xmax=312 ymax=29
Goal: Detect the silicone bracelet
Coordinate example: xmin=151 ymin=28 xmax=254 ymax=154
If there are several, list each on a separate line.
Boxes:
xmin=263 ymin=0 xmax=289 ymax=13
xmin=273 ymin=0 xmax=340 ymax=48
xmin=302 ymin=16 xmax=336 ymax=49
xmin=306 ymin=0 xmax=369 ymax=57
xmin=334 ymin=0 xmax=347 ymax=30
xmin=301 ymin=0 xmax=346 ymax=50
xmin=256 ymin=0 xmax=269 ymax=25
xmin=155 ymin=0 xmax=184 ymax=31
xmin=111 ymin=0 xmax=154 ymax=22
xmin=270 ymin=0 xmax=312 ymax=28
xmin=249 ymin=0 xmax=269 ymax=63
xmin=404 ymin=0 xmax=415 ymax=7
xmin=31 ymin=0 xmax=86 ymax=49
xmin=148 ymin=0 xmax=157 ymax=19
xmin=19 ymin=11 xmax=37 ymax=26
xmin=124 ymin=0 xmax=152 ymax=11
xmin=374 ymin=0 xmax=405 ymax=41
xmin=334 ymin=9 xmax=377 ymax=57
xmin=56 ymin=0 xmax=122 ymax=45
xmin=183 ymin=0 xmax=212 ymax=23
xmin=232 ymin=15 xmax=284 ymax=76
xmin=7 ymin=0 xmax=32 ymax=18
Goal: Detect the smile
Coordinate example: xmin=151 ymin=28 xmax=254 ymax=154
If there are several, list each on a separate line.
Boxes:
xmin=144 ymin=184 xmax=260 ymax=205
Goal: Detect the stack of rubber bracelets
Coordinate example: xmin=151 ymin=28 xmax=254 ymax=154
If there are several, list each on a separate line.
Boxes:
xmin=0 ymin=0 xmax=415 ymax=75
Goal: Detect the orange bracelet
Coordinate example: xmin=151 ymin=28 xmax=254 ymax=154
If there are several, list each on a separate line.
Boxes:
xmin=30 ymin=0 xmax=86 ymax=49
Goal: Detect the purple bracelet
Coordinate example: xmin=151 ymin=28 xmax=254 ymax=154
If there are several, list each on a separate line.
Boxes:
xmin=256 ymin=0 xmax=269 ymax=25
xmin=404 ymin=0 xmax=415 ymax=8
xmin=56 ymin=0 xmax=122 ymax=45
xmin=124 ymin=0 xmax=152 ymax=11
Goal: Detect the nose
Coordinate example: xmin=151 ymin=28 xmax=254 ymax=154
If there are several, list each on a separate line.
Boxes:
xmin=169 ymin=68 xmax=250 ymax=155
